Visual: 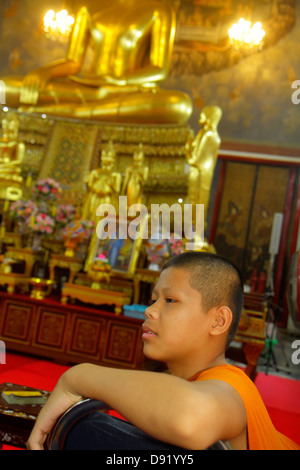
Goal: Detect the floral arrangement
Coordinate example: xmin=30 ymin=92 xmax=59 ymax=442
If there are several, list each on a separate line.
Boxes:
xmin=9 ymin=199 xmax=37 ymax=221
xmin=168 ymin=233 xmax=184 ymax=256
xmin=28 ymin=212 xmax=55 ymax=235
xmin=32 ymin=177 xmax=62 ymax=203
xmin=55 ymin=204 xmax=76 ymax=228
xmin=7 ymin=178 xmax=96 ymax=249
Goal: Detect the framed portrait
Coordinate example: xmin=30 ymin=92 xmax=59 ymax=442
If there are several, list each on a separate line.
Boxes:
xmin=85 ymin=214 xmax=147 ymax=276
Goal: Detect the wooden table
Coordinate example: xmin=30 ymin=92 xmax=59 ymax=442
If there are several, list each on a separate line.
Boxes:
xmin=0 ymin=383 xmax=49 ymax=449
xmin=49 ymin=253 xmax=83 ymax=285
xmin=4 ymin=247 xmax=44 ymax=277
xmin=61 ymin=282 xmax=132 ymax=315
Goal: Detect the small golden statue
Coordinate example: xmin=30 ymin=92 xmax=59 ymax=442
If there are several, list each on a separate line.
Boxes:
xmin=3 ymin=0 xmax=192 ymax=124
xmin=0 ymin=114 xmax=24 ymax=200
xmin=186 ymin=106 xmax=222 ymax=228
xmin=81 ymin=141 xmax=121 ymax=220
xmin=121 ymin=143 xmax=149 ymax=207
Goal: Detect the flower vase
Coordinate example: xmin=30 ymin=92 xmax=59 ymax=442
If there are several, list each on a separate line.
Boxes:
xmin=14 ymin=220 xmax=27 ymax=235
xmin=32 ymin=232 xmax=42 ymax=251
xmin=63 ymin=221 xmax=84 ymax=257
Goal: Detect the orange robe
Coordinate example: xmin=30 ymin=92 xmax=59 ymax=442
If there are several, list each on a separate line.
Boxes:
xmin=189 ymin=364 xmax=299 ymax=450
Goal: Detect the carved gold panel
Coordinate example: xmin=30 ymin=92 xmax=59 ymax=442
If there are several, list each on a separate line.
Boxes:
xmin=32 ymin=308 xmax=68 ymax=351
xmin=0 ymin=300 xmax=33 ymax=344
xmin=67 ymin=314 xmax=106 ymax=359
xmin=102 ymin=321 xmax=142 ymax=367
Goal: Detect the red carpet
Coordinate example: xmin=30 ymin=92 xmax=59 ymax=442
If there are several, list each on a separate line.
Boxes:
xmin=0 ymin=352 xmax=70 ymax=392
xmin=254 ymin=372 xmax=300 ymax=446
xmin=0 ymin=352 xmax=299 ymax=449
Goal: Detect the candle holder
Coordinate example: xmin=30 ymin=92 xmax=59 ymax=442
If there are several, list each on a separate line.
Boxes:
xmin=29 ymin=277 xmax=53 ymax=300
xmin=88 ymin=262 xmax=112 ymax=289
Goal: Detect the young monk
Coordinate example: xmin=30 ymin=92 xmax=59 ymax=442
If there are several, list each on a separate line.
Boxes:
xmin=27 ymin=252 xmax=299 ymax=450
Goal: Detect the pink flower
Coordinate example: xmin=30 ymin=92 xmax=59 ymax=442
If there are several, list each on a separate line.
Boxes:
xmin=32 ymin=178 xmax=62 ymax=202
xmin=9 ymin=199 xmax=38 ymax=221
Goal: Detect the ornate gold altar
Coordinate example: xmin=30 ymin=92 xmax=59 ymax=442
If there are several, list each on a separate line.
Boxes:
xmin=0 ymin=109 xmax=193 ymax=205
xmin=0 ymin=91 xmax=226 ymax=303
xmin=0 ymin=112 xmax=185 ymax=296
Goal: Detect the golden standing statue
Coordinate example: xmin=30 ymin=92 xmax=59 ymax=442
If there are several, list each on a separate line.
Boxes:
xmin=121 ymin=143 xmax=149 ymax=207
xmin=186 ymin=106 xmax=222 ymax=228
xmin=81 ymin=141 xmax=121 ymax=221
xmin=3 ymin=0 xmax=192 ymax=124
xmin=0 ymin=114 xmax=24 ymax=200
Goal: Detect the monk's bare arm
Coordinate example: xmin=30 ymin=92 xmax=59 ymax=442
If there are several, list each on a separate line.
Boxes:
xmin=27 ymin=363 xmax=246 ymax=450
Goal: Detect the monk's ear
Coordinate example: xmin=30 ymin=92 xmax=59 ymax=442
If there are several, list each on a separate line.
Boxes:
xmin=210 ymin=306 xmax=232 ymax=337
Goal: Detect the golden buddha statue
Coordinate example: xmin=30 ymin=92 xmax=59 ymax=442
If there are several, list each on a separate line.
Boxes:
xmin=3 ymin=0 xmax=192 ymax=124
xmin=186 ymin=106 xmax=222 ymax=228
xmin=121 ymin=143 xmax=149 ymax=207
xmin=0 ymin=114 xmax=24 ymax=200
xmin=81 ymin=141 xmax=121 ymax=221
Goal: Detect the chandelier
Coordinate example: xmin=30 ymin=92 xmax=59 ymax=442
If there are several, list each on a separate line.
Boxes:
xmin=170 ymin=0 xmax=296 ymax=77
xmin=228 ymin=18 xmax=265 ymax=50
xmin=43 ymin=9 xmax=75 ymax=41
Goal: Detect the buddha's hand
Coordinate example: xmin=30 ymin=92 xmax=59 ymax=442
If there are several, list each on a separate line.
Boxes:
xmin=20 ymin=68 xmax=50 ymax=105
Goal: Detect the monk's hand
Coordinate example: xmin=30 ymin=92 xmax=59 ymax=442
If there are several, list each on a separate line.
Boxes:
xmin=27 ymin=374 xmax=82 ymax=450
